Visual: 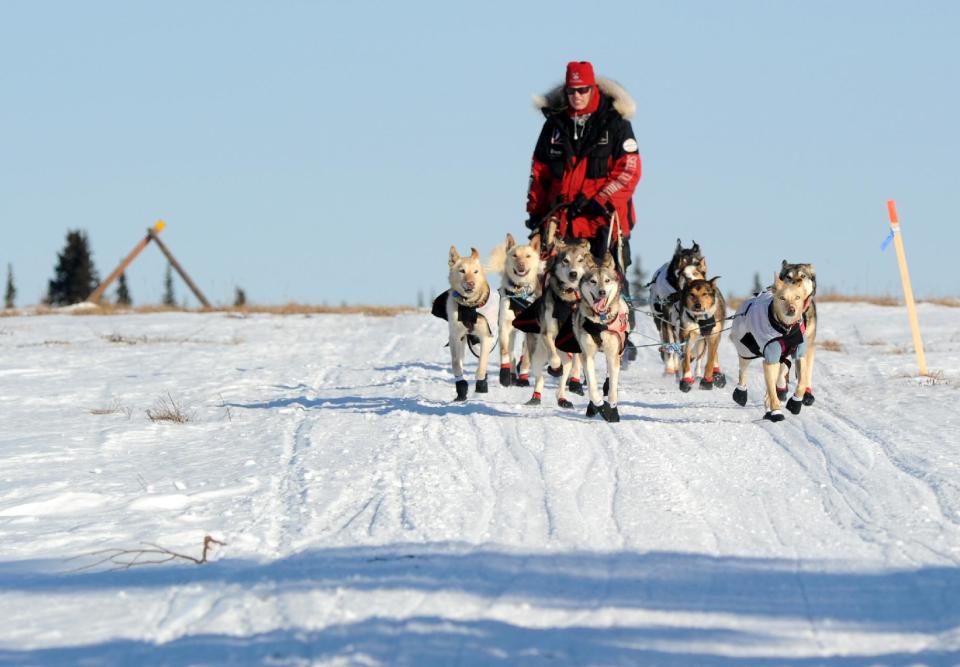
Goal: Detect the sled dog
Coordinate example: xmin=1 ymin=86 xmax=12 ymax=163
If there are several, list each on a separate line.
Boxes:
xmin=648 ymin=239 xmax=707 ymax=375
xmin=574 ymin=252 xmax=630 ymax=422
xmin=487 ymin=233 xmax=543 ymax=387
xmin=432 ymin=246 xmax=499 ymax=402
xmin=776 ymin=260 xmax=818 ymax=406
xmin=514 ymin=239 xmax=590 ymax=408
xmin=729 ymin=273 xmax=809 ymax=422
xmin=676 ymin=276 xmax=727 ymax=392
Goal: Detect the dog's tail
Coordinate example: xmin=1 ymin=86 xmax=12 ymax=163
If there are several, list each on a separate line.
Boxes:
xmin=486 ymin=241 xmax=508 ymax=275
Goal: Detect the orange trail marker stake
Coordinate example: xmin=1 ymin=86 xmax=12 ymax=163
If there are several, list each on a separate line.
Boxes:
xmin=886 ymin=200 xmax=927 ymax=376
xmin=88 ymin=220 xmax=166 ymax=305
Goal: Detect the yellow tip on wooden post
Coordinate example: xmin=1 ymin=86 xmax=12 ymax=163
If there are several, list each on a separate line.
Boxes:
xmin=154 ymin=220 xmax=166 ymax=233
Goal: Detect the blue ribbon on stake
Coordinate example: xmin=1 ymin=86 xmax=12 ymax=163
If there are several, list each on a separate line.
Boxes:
xmin=881 ymin=229 xmax=895 ymax=252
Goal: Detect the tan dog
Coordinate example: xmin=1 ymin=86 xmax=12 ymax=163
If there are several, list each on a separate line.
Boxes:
xmin=677 ymin=277 xmax=727 ymax=392
xmin=575 ymin=252 xmax=630 ymax=422
xmin=776 ymin=261 xmax=817 ymax=406
xmin=438 ymin=246 xmax=499 ymax=402
xmin=729 ymin=273 xmax=809 ymax=422
xmin=487 ymin=233 xmax=543 ymax=387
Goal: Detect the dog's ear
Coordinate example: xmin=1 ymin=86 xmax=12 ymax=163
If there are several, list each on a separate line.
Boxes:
xmin=505 ymin=233 xmax=515 ymax=250
xmin=449 ymin=246 xmax=460 ymax=267
xmin=675 ymin=238 xmax=682 ymax=253
xmin=781 ymin=259 xmax=789 ymax=271
xmin=529 ymin=235 xmax=541 ymax=252
xmin=773 ymin=271 xmax=784 ymax=290
xmin=697 ymin=257 xmax=707 ymax=273
xmin=691 ymin=241 xmax=700 ymax=254
xmin=601 ymin=252 xmax=615 ymax=270
xmin=807 ymin=263 xmax=816 ymax=275
xmin=578 ymin=239 xmax=591 ymax=251
xmin=469 ymin=247 xmax=480 ymax=261
xmin=709 ymin=276 xmax=722 ymax=288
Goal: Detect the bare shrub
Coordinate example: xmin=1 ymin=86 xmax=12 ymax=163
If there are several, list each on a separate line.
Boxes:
xmin=146 ymin=394 xmax=193 ymax=423
xmin=69 ymin=535 xmax=225 ymax=572
xmin=819 ymin=339 xmax=845 ymax=353
xmin=89 ymin=400 xmax=133 ymax=418
xmin=896 ymin=369 xmax=950 ymax=386
xmin=922 ymin=298 xmax=960 ymax=308
xmin=103 ymin=333 xmax=242 ymax=346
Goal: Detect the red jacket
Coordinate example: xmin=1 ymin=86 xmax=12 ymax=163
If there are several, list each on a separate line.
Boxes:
xmin=527 ymin=78 xmax=641 ymax=239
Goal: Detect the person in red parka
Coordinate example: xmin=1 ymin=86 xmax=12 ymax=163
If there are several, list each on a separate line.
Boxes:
xmin=525 ymin=60 xmax=642 ymax=352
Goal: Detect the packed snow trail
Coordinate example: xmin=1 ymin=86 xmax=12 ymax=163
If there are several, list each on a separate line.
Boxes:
xmin=1 ymin=304 xmax=959 ymax=665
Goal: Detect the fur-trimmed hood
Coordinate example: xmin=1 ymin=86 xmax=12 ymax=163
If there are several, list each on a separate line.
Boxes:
xmin=533 ymin=77 xmax=636 ymax=120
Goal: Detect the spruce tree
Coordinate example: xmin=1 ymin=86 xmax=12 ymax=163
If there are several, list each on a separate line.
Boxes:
xmin=233 ymin=287 xmax=247 ymax=307
xmin=4 ymin=264 xmax=15 ymax=309
xmin=47 ymin=230 xmax=100 ymax=306
xmin=116 ymin=272 xmax=132 ymax=306
xmin=752 ymin=272 xmax=764 ymax=295
xmin=162 ymin=264 xmax=176 ymax=306
xmin=629 ymin=255 xmax=648 ymax=306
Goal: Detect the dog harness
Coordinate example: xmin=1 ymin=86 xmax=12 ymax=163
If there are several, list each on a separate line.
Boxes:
xmin=581 ymin=298 xmax=630 ymax=354
xmin=431 ymin=287 xmax=500 ymax=336
xmin=501 ymin=279 xmax=538 ymax=314
xmin=731 ymin=291 xmax=806 ymax=363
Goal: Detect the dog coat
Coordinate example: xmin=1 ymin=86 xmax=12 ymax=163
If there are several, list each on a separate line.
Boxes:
xmin=648 ymin=262 xmax=677 ymax=308
xmin=512 ymin=292 xmax=582 ymax=353
xmin=731 ymin=291 xmax=806 ymax=363
xmin=431 ymin=289 xmax=499 ymax=336
xmin=581 ymin=299 xmax=629 ymax=354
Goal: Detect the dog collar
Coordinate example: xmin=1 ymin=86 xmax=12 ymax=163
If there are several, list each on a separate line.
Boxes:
xmin=453 ymin=285 xmax=490 ymax=309
xmin=505 ymin=279 xmax=535 ymax=300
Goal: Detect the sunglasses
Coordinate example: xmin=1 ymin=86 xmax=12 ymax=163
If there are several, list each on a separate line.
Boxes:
xmin=566 ymin=86 xmax=592 ymax=96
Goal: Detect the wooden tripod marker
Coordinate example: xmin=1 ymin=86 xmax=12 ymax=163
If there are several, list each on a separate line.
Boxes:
xmin=88 ymin=220 xmax=212 ymax=309
xmin=88 ymin=221 xmax=167 ymax=304
xmin=886 ymin=200 xmax=928 ymax=376
xmin=148 ymin=228 xmax=211 ymax=308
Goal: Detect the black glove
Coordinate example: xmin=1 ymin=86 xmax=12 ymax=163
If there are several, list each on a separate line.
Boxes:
xmin=524 ymin=214 xmax=542 ymax=231
xmin=568 ymin=194 xmax=607 ymax=220
xmin=567 ymin=194 xmax=589 ymax=218
xmin=582 ymin=198 xmax=607 ymax=219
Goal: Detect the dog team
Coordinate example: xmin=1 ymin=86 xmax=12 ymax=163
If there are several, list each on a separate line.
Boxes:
xmin=435 ymin=232 xmax=817 ymax=425
xmin=432 ymin=59 xmax=815 ymax=423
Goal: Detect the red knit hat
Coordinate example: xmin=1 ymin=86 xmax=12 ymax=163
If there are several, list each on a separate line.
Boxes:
xmin=565 ymin=61 xmax=596 ymax=88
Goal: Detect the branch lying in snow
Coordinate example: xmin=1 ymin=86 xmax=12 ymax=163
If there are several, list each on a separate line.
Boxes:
xmin=67 ymin=535 xmax=226 ymax=572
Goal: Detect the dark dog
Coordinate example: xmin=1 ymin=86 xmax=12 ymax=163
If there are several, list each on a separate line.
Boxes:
xmin=648 ymin=239 xmax=707 ymax=375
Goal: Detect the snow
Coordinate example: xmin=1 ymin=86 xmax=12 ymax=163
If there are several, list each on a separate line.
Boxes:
xmin=1 ymin=303 xmax=959 ymax=665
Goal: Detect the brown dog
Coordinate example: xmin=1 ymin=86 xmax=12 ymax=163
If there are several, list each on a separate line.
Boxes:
xmin=677 ymin=277 xmax=727 ymax=392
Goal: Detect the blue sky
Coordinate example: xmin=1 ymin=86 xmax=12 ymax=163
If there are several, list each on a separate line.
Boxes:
xmin=2 ymin=1 xmax=958 ymax=306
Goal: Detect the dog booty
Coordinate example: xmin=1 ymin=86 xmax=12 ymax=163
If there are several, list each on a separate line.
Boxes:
xmin=732 ymin=387 xmax=748 ymax=406
xmin=763 ymin=410 xmax=785 ymax=423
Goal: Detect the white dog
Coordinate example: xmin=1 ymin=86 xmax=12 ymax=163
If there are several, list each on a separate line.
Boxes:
xmin=432 ymin=246 xmax=500 ymax=402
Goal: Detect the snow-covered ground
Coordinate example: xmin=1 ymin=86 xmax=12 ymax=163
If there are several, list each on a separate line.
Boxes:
xmin=1 ymin=303 xmax=959 ymax=666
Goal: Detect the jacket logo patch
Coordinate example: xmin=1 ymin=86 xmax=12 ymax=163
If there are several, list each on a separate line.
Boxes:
xmin=550 ymin=129 xmax=562 ymax=145
xmin=623 ymin=138 xmax=638 ymax=153
xmin=598 ymin=131 xmax=609 ymax=146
